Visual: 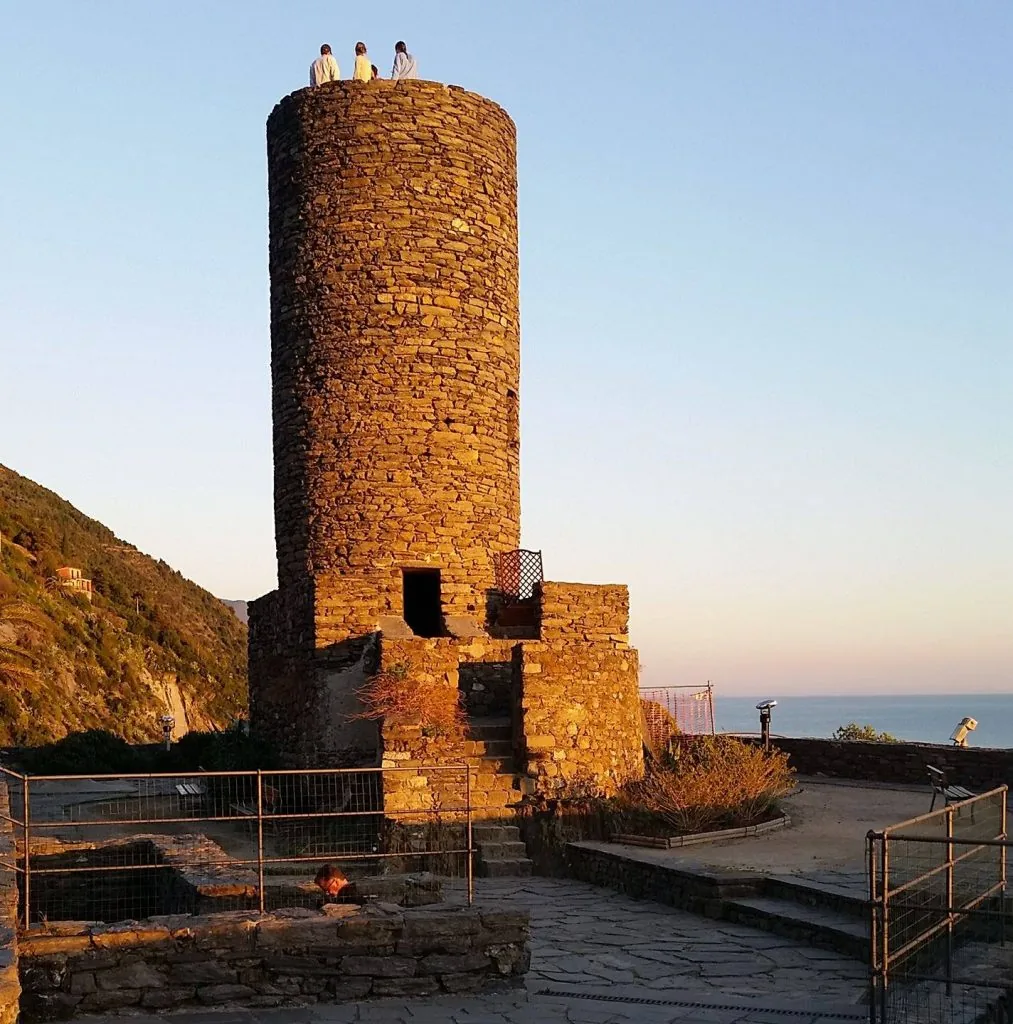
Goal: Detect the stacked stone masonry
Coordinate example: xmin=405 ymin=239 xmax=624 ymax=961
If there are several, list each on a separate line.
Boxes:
xmin=267 ymin=80 xmax=520 ymax=606
xmin=763 ymin=737 xmax=1013 ymax=791
xmin=517 ymin=584 xmax=643 ymax=796
xmin=19 ymin=905 xmax=529 ymax=1021
xmin=250 ymin=79 xmax=644 ymax=800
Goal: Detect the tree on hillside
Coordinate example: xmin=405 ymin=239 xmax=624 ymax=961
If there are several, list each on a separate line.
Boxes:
xmin=0 ymin=593 xmax=44 ymax=686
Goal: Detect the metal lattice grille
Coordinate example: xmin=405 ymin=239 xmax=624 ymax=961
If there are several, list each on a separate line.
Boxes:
xmin=494 ymin=549 xmax=543 ymax=601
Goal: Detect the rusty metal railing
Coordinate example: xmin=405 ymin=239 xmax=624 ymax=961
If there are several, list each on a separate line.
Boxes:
xmin=0 ymin=763 xmax=474 ymax=929
xmin=868 ymin=785 xmax=1010 ymax=1023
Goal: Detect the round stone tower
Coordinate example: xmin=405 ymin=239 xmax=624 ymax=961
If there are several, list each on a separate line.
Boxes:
xmin=266 ymin=80 xmax=520 ymax=630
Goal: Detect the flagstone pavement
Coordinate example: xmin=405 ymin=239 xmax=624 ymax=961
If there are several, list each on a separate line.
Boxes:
xmin=88 ymin=877 xmax=869 ymax=1024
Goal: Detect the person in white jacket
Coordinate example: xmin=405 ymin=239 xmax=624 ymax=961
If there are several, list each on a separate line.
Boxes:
xmin=310 ymin=44 xmax=340 ymax=86
xmin=391 ymin=41 xmax=419 ymax=80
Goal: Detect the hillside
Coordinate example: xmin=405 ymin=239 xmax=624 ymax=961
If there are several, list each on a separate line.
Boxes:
xmin=0 ymin=465 xmax=247 ymax=746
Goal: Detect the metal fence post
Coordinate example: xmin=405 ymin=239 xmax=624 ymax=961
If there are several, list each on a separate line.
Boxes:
xmin=868 ymin=833 xmax=878 ymax=1024
xmin=707 ymin=683 xmax=716 ymax=737
xmin=465 ymin=767 xmax=474 ymax=907
xmin=879 ymin=835 xmax=889 ymax=1024
xmin=256 ymin=770 xmax=265 ymax=915
xmin=22 ymin=774 xmax=30 ymax=931
xmin=945 ymin=806 xmax=954 ymax=995
xmin=1001 ymin=791 xmax=1008 ymax=948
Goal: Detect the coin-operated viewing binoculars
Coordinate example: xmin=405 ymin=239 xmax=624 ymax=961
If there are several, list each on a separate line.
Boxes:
xmin=756 ymin=699 xmax=778 ymax=751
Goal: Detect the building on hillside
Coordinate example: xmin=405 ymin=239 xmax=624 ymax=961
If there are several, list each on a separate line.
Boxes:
xmin=56 ymin=566 xmax=93 ymax=601
xmin=249 ymin=80 xmax=643 ymax=814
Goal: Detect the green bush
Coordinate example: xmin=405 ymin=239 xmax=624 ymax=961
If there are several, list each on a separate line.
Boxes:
xmin=833 ymin=722 xmax=898 ymax=743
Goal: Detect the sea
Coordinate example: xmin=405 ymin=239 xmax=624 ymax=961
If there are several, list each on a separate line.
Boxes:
xmin=713 ymin=693 xmax=1013 ymax=750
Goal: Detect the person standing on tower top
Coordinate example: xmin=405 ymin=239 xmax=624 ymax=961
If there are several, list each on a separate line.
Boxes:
xmin=391 ymin=41 xmax=419 ymax=80
xmin=352 ymin=42 xmax=372 ymax=82
xmin=310 ymin=44 xmax=340 ymax=86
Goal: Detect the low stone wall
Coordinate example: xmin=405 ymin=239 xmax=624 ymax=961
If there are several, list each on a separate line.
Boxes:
xmin=19 ymin=904 xmax=529 ymax=1020
xmin=763 ymin=737 xmax=1013 ymax=791
xmin=565 ymin=840 xmax=757 ymax=914
xmin=0 ymin=782 xmax=20 ymax=1024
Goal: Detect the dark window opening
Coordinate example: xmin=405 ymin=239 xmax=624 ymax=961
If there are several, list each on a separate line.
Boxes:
xmin=403 ymin=569 xmax=443 ymax=638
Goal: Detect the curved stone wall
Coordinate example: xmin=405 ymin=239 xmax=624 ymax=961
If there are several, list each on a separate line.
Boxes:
xmin=267 ymin=80 xmax=520 ymax=616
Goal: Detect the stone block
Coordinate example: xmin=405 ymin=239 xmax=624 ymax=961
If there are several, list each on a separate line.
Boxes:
xmin=168 ymin=961 xmax=237 ymax=984
xmin=95 ymin=962 xmax=166 ymax=990
xmin=371 ymin=976 xmax=440 ymax=997
xmin=328 ymin=977 xmax=372 ymax=1000
xmin=20 ymin=992 xmax=81 ymax=1021
xmin=339 ymin=955 xmax=416 ymax=977
xmin=68 ymin=972 xmax=95 ymax=996
xmin=140 ymin=986 xmax=197 ymax=1009
xmin=91 ymin=925 xmax=172 ymax=951
xmin=418 ymin=952 xmax=490 ymax=975
xmin=80 ymin=988 xmax=141 ymax=1010
xmin=196 ymin=983 xmax=257 ymax=1004
xmin=256 ymin=916 xmax=340 ymax=949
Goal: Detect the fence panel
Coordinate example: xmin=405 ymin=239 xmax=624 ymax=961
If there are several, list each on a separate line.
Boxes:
xmin=0 ymin=764 xmax=473 ymax=930
xmin=869 ymin=786 xmax=1011 ymax=1023
xmin=640 ymin=684 xmax=716 ymax=740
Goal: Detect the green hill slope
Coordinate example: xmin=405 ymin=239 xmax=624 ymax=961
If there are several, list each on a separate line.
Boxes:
xmin=0 ymin=465 xmax=247 ymax=745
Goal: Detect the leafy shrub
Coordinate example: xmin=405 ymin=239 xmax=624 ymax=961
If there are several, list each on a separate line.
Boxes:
xmin=18 ymin=730 xmax=143 ymax=775
xmin=611 ymin=736 xmax=795 ymax=837
xmin=833 ymin=722 xmax=898 ymax=743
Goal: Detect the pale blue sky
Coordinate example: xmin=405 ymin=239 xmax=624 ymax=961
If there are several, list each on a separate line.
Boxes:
xmin=1 ymin=2 xmax=1010 ymax=696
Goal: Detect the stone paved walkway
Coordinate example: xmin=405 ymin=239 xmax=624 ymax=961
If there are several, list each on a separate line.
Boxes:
xmin=87 ymin=877 xmax=869 ymax=1023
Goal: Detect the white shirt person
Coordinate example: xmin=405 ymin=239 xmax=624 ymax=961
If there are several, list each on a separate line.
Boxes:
xmin=391 ymin=41 xmax=419 ymax=80
xmin=310 ymin=44 xmax=340 ymax=86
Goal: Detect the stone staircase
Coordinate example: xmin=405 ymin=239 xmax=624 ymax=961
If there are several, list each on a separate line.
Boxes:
xmin=720 ymin=875 xmax=869 ymax=959
xmin=461 ymin=717 xmax=534 ymax=876
xmin=473 ymin=823 xmax=532 ymax=877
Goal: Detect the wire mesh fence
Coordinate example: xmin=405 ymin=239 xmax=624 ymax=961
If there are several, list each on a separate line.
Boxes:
xmin=0 ymin=764 xmax=474 ymax=929
xmin=640 ymin=683 xmax=716 ymax=741
xmin=869 ymin=785 xmax=1012 ymax=1023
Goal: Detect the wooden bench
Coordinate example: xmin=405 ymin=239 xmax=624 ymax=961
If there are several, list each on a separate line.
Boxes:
xmin=927 ymin=764 xmax=975 ymax=811
xmin=174 ymin=781 xmax=207 ymax=811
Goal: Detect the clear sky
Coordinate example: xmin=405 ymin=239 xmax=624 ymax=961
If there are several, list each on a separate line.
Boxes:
xmin=1 ymin=2 xmax=1010 ymax=697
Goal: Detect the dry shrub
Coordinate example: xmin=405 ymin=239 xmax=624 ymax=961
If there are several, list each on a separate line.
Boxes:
xmin=612 ymin=736 xmax=795 ymax=837
xmin=351 ymin=663 xmax=465 ymax=734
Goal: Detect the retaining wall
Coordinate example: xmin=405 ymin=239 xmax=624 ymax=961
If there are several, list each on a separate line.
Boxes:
xmin=764 ymin=737 xmax=1013 ymax=791
xmin=19 ymin=904 xmax=529 ymax=1020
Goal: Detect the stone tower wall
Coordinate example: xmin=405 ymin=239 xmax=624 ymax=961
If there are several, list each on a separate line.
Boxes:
xmin=267 ymin=81 xmax=520 ymax=622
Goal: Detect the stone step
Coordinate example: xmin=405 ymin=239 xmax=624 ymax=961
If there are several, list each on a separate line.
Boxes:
xmin=464 ymin=718 xmax=512 ymax=742
xmin=462 ymin=739 xmax=513 ymax=758
xmin=763 ymin=875 xmax=868 ymax=921
xmin=479 ymin=858 xmax=532 ymax=878
xmin=468 ymin=756 xmax=515 ymax=775
xmin=477 ymin=841 xmax=528 ymax=861
xmin=720 ymin=896 xmax=869 ymax=960
xmin=473 ymin=824 xmax=522 ymax=843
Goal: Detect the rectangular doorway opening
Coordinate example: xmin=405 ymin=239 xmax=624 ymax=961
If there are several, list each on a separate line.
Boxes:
xmin=402 ymin=569 xmax=443 ymax=638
